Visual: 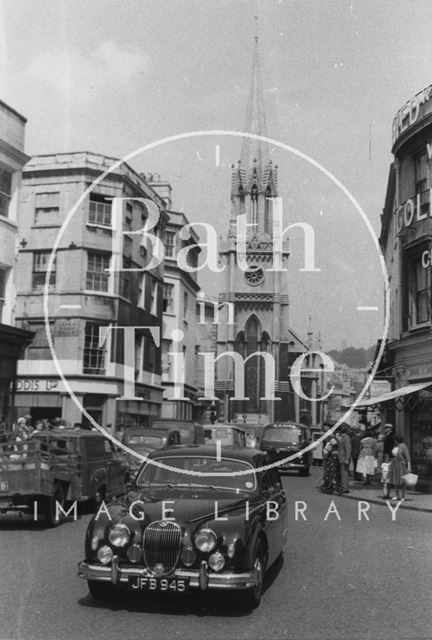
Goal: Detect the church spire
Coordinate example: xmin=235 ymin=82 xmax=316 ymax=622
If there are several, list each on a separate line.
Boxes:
xmin=240 ymin=36 xmax=269 ymax=173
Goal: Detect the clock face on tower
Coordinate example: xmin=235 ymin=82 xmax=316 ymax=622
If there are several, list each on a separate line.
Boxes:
xmin=244 ymin=265 xmax=265 ymax=286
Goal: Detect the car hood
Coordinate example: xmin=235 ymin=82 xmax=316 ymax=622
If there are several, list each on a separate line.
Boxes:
xmin=108 ymin=489 xmax=250 ymax=525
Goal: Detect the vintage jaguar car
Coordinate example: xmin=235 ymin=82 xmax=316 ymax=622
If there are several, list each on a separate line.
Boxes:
xmin=78 ymin=445 xmax=288 ymax=609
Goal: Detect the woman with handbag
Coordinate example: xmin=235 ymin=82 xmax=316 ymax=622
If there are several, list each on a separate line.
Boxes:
xmin=390 ymin=434 xmax=411 ymax=501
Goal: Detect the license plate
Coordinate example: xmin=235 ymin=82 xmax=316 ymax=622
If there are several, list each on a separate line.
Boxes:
xmin=0 ymin=481 xmax=8 ymax=491
xmin=128 ymin=576 xmax=189 ymax=593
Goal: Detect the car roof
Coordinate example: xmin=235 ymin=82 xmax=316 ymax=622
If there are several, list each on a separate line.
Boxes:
xmin=204 ymin=424 xmax=245 ymax=431
xmin=147 ymin=444 xmax=268 ymax=465
xmin=32 ymin=428 xmax=107 ymax=439
xmin=124 ymin=428 xmax=179 ymax=436
xmin=264 ymin=422 xmax=308 ymax=429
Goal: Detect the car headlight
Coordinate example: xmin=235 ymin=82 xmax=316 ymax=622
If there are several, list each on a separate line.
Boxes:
xmin=97 ymin=545 xmax=113 ymax=565
xmin=208 ymin=551 xmax=225 ymax=572
xmin=194 ymin=528 xmax=217 ymax=552
xmin=108 ymin=523 xmax=131 ymax=547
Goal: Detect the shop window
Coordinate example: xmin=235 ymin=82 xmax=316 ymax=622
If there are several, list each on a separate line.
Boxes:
xmin=83 ymin=323 xmax=107 ymax=374
xmin=165 ymin=231 xmax=175 ymax=257
xmin=163 ymin=283 xmax=174 ymax=313
xmin=32 ymin=251 xmax=56 ymax=289
xmin=86 ymin=251 xmax=110 ymax=292
xmin=88 ymin=193 xmax=112 ymax=227
xmin=0 ymin=167 xmax=12 ymax=218
xmin=34 ymin=192 xmax=60 ymax=226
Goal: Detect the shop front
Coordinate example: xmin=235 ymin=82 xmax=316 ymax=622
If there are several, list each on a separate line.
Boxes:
xmin=0 ymin=324 xmax=34 ymax=427
xmin=14 ymin=376 xmax=163 ymax=433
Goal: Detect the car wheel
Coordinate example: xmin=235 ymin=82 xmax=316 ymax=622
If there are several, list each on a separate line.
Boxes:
xmin=43 ymin=482 xmax=65 ymax=527
xmin=87 ymin=580 xmax=114 ymax=600
xmin=242 ymin=543 xmax=264 ymax=610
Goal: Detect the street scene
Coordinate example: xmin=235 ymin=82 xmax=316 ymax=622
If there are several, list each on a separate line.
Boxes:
xmin=1 ymin=1 xmax=432 ymax=639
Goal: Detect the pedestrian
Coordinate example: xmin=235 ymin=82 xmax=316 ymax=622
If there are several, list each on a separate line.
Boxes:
xmin=351 ymin=428 xmax=362 ymax=481
xmin=381 ymin=453 xmax=392 ymax=499
xmin=337 ymin=423 xmax=352 ymax=493
xmin=356 ymin=432 xmax=377 ymax=485
xmin=390 ymin=434 xmax=412 ymax=501
xmin=383 ymin=423 xmax=396 ymax=458
xmin=320 ymin=437 xmax=343 ymax=495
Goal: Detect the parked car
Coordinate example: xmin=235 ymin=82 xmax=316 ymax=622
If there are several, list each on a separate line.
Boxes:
xmin=78 ymin=445 xmax=288 ymax=609
xmin=203 ymin=424 xmax=246 ymax=447
xmin=150 ymin=419 xmax=205 ymax=445
xmin=260 ymin=422 xmax=312 ymax=476
xmin=122 ymin=427 xmax=181 ymax=474
xmin=0 ymin=428 xmax=128 ymax=525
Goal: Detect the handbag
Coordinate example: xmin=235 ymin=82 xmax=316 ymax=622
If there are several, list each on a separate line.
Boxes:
xmin=401 ymin=472 xmax=418 ymax=488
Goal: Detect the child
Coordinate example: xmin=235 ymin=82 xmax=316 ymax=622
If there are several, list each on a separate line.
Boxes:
xmin=381 ymin=453 xmax=391 ymax=499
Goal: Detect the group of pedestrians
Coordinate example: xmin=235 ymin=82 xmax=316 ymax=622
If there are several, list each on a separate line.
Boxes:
xmin=320 ymin=422 xmax=413 ymax=500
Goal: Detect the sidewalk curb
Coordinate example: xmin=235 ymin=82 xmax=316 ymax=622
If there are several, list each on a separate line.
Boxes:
xmin=340 ymin=492 xmax=432 ymax=514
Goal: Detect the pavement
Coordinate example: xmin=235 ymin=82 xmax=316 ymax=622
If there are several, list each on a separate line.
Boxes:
xmin=340 ymin=476 xmax=432 ymax=513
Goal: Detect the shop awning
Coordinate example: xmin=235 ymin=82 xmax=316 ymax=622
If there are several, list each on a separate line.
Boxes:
xmin=356 ymin=382 xmax=432 ymax=408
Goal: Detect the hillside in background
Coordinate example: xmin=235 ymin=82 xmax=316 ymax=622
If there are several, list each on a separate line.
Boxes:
xmin=328 ymin=345 xmax=376 ymax=369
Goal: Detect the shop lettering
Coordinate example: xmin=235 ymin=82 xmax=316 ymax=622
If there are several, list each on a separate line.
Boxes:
xmin=396 ymin=191 xmax=432 ymax=233
xmin=392 ymin=84 xmax=432 ymax=144
xmin=15 ymin=378 xmax=60 ymax=392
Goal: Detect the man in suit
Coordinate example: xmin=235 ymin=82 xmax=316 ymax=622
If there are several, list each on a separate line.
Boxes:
xmin=337 ymin=423 xmax=352 ymax=493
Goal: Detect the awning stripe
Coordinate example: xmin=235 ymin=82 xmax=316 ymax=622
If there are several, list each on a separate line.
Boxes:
xmin=356 ymin=382 xmax=432 ymax=407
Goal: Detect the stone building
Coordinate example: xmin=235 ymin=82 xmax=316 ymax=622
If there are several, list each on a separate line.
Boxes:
xmin=14 ymin=152 xmax=168 ymax=433
xmin=0 ymin=100 xmax=33 ymax=427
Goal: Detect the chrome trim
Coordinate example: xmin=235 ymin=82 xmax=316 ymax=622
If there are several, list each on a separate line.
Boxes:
xmin=77 ymin=560 xmax=258 ymax=590
xmin=143 ymin=521 xmax=182 ymax=576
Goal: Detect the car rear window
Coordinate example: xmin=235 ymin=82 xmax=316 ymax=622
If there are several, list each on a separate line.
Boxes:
xmin=263 ymin=426 xmax=303 ymax=444
xmin=127 ymin=435 xmax=163 ymax=447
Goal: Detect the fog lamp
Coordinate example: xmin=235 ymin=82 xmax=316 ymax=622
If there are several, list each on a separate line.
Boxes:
xmin=97 ymin=545 xmax=113 ymax=565
xmin=209 ymin=551 xmax=225 ymax=572
xmin=108 ymin=523 xmax=131 ymax=547
xmin=194 ymin=528 xmax=217 ymax=553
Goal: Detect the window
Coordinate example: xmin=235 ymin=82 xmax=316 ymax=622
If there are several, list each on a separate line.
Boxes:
xmin=415 ymin=154 xmax=430 ymax=216
xmin=86 ymin=252 xmax=110 ymax=292
xmin=120 ymin=259 xmax=131 ymax=300
xmin=83 ymin=323 xmax=107 ymax=374
xmin=143 ymin=333 xmax=157 ymax=373
xmin=32 ymin=251 xmax=56 ymax=289
xmin=0 ymin=167 xmax=12 ymax=218
xmin=405 ymin=252 xmax=430 ymax=328
xmin=88 ymin=194 xmax=112 ymax=226
xmin=165 ymin=231 xmax=175 ymax=257
xmin=0 ymin=270 xmax=6 ymax=320
xmin=183 ymin=291 xmax=188 ymax=321
xmin=163 ymin=283 xmax=174 ymax=313
xmin=150 ymin=279 xmax=158 ymax=315
xmin=138 ymin=273 xmax=146 ymax=308
xmin=34 ymin=192 xmax=60 ymax=225
xmin=251 ymin=184 xmax=258 ymax=227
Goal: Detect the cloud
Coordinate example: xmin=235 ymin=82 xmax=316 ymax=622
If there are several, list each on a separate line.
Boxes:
xmin=25 ymin=40 xmax=151 ymax=103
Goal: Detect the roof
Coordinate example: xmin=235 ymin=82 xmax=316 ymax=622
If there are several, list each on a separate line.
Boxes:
xmin=32 ymin=428 xmax=106 ymax=439
xmin=148 ymin=444 xmax=268 ymax=465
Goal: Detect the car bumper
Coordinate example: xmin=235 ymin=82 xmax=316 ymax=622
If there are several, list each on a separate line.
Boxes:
xmin=77 ymin=559 xmax=258 ymax=591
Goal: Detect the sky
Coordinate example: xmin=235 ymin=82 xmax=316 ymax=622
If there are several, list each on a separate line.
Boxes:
xmin=2 ymin=0 xmax=432 ymax=351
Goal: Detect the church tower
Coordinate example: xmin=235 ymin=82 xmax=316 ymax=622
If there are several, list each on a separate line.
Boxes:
xmin=216 ymin=37 xmax=293 ymax=425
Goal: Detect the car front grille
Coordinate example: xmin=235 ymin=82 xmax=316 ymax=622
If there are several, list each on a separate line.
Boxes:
xmin=142 ymin=521 xmax=182 ymax=576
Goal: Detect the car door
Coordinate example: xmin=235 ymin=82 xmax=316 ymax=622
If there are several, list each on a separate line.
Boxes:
xmin=103 ymin=439 xmax=127 ymax=498
xmin=259 ymin=468 xmax=284 ymax=565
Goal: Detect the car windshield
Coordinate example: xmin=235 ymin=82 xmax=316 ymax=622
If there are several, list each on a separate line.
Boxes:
xmin=126 ymin=435 xmax=163 ymax=447
xmin=136 ymin=456 xmax=257 ymax=493
xmin=263 ymin=427 xmax=303 ymax=444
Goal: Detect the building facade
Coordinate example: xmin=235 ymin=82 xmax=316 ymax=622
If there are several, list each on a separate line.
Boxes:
xmin=14 ymin=152 xmax=168 ymax=434
xmin=0 ymin=100 xmax=33 ymax=427
xmin=379 ymin=83 xmax=432 ymax=490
